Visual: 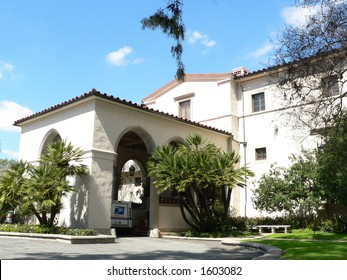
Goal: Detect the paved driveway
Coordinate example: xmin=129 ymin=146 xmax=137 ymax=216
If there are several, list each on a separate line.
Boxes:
xmin=0 ymin=236 xmax=263 ymax=260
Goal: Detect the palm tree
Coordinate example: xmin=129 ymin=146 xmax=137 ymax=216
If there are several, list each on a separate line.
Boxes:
xmin=0 ymin=161 xmax=31 ymax=220
xmin=31 ymin=140 xmax=88 ymax=226
xmin=40 ymin=140 xmax=88 ymax=178
xmin=0 ymin=140 xmax=88 ymax=227
xmin=147 ymin=134 xmax=254 ymax=232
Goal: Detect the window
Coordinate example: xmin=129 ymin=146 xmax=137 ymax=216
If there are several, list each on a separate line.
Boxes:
xmin=322 ymin=75 xmax=339 ymax=97
xmin=252 ymin=92 xmax=265 ymax=112
xmin=179 ymin=100 xmax=191 ymax=120
xmin=255 ymin=147 xmax=267 ymax=160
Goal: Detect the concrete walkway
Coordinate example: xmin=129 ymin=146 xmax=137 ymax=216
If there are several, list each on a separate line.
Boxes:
xmin=0 ymin=235 xmax=272 ymax=260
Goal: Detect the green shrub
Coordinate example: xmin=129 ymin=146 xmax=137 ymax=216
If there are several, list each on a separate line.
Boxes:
xmin=0 ymin=224 xmax=98 ymax=236
xmin=229 ymin=214 xmax=347 ymax=234
xmin=311 ymin=215 xmax=347 ymax=233
xmin=56 ymin=228 xmax=98 ymax=236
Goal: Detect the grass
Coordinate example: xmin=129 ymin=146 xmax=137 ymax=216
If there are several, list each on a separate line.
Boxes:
xmin=262 ymin=228 xmax=347 ymax=241
xmin=246 ymin=229 xmax=347 ymax=260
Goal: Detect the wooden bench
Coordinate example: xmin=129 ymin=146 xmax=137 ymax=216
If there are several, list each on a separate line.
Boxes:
xmin=256 ymin=225 xmax=291 ymax=234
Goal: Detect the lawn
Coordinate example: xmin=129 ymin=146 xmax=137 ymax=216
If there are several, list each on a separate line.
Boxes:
xmin=246 ymin=229 xmax=347 ymax=260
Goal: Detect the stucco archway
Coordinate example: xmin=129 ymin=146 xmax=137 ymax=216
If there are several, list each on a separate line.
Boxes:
xmin=38 ymin=129 xmax=62 ymax=157
xmin=113 ymin=127 xmax=156 ymax=235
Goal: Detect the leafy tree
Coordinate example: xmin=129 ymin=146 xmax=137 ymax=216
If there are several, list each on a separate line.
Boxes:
xmin=142 ymin=0 xmax=185 ymax=80
xmin=316 ymin=114 xmax=347 ymax=205
xmin=270 ymin=0 xmax=347 ymax=131
xmin=0 ymin=140 xmax=88 ymax=227
xmin=147 ymin=134 xmax=254 ymax=232
xmin=253 ymin=152 xmax=324 ymax=217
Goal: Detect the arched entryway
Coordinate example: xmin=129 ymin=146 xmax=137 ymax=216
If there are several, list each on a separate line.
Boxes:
xmin=39 ymin=129 xmax=62 ymax=157
xmin=113 ymin=129 xmax=154 ymax=235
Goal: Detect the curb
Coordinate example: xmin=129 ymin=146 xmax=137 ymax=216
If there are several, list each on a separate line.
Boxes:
xmin=221 ymin=240 xmax=283 ymax=260
xmin=162 ymin=235 xmax=283 ymax=260
xmin=0 ymin=232 xmax=117 ymax=244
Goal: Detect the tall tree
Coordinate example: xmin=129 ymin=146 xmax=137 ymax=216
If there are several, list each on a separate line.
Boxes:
xmin=270 ymin=0 xmax=347 ymax=131
xmin=142 ymin=0 xmax=185 ymax=80
xmin=254 ymin=115 xmax=347 ymax=216
xmin=147 ymin=134 xmax=253 ymax=232
xmin=316 ymin=114 xmax=347 ymax=205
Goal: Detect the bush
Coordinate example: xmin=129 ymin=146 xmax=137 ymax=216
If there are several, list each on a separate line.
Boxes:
xmin=0 ymin=224 xmax=98 ymax=236
xmin=230 ymin=214 xmax=347 ymax=234
xmin=177 ymin=214 xmax=347 ymax=236
xmin=311 ymin=215 xmax=347 ymax=233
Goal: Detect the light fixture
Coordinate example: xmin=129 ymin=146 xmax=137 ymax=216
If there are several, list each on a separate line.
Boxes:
xmin=129 ymin=165 xmax=135 ymax=176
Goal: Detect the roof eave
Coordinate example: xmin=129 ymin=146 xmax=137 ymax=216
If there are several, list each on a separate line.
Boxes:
xmin=14 ymin=89 xmax=231 ymax=137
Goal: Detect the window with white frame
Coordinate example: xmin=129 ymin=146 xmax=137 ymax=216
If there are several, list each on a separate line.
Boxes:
xmin=174 ymin=93 xmax=194 ymax=120
xmin=255 ymin=147 xmax=267 ymax=160
xmin=322 ymin=75 xmax=339 ymax=97
xmin=252 ymin=92 xmax=265 ymax=112
xmin=179 ymin=99 xmax=191 ymax=120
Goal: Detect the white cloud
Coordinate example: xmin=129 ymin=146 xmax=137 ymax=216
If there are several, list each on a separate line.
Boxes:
xmin=1 ymin=149 xmax=18 ymax=159
xmin=281 ymin=6 xmax=319 ymax=28
xmin=133 ymin=57 xmax=145 ymax=65
xmin=188 ymin=31 xmax=216 ymax=47
xmin=0 ymin=100 xmax=33 ymax=132
xmin=0 ymin=61 xmax=14 ymax=79
xmin=106 ymin=46 xmax=143 ymax=67
xmin=249 ymin=42 xmax=275 ymax=59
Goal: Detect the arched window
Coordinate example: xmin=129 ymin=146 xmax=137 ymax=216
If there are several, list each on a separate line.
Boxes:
xmin=39 ymin=130 xmax=62 ymax=157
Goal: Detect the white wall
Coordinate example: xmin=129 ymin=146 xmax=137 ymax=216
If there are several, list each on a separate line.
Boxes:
xmin=145 ymin=80 xmax=234 ymax=133
xmin=17 ymin=100 xmax=97 ymax=227
xmin=158 ymin=205 xmax=190 ymax=231
xmin=17 ymin=95 xmax=231 ymax=232
xmin=237 ymin=76 xmax=322 ymax=216
xmin=18 ymin=101 xmax=96 ymax=161
xmin=145 ymin=73 xmax=326 ymax=217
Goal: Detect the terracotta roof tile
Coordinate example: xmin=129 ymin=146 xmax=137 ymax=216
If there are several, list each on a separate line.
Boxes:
xmin=14 ymin=89 xmax=230 ymax=136
xmin=142 ymin=72 xmax=232 ymax=103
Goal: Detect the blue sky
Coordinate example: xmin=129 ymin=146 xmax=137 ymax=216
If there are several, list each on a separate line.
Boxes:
xmin=0 ymin=0 xmax=310 ymax=159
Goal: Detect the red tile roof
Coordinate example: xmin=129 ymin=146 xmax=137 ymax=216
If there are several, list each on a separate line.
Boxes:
xmin=14 ymin=89 xmax=231 ymax=135
xmin=142 ymin=72 xmax=233 ymax=103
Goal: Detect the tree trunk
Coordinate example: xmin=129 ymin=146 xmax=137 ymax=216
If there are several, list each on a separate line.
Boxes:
xmin=30 ymin=204 xmax=46 ymax=225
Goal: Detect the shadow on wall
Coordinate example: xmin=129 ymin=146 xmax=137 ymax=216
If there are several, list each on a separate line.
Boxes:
xmin=69 ymin=176 xmax=89 ymax=228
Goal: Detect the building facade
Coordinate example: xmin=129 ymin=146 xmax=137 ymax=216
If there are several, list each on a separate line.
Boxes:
xmin=15 ymin=60 xmax=343 ymax=234
xmin=15 ymin=90 xmax=234 ymax=234
xmin=142 ymin=67 xmax=329 ymax=217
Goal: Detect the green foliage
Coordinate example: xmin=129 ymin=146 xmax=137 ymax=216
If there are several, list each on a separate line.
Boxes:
xmin=0 ymin=159 xmax=17 ymax=176
xmin=0 ymin=161 xmax=32 ymax=216
xmin=141 ymin=0 xmax=185 ymax=80
xmin=0 ymin=139 xmax=88 ymax=227
xmin=253 ymin=152 xmax=324 ymax=217
xmin=312 ymin=215 xmax=347 ymax=233
xmin=253 ymin=114 xmax=347 ymax=219
xmin=148 ymin=134 xmax=254 ymax=232
xmin=316 ymin=115 xmax=347 ymax=205
xmin=176 ymin=214 xmax=347 ymax=238
xmin=0 ymin=224 xmax=98 ymax=236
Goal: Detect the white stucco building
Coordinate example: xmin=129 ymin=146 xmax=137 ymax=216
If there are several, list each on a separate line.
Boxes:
xmin=14 ymin=90 xmax=234 ymax=234
xmin=15 ymin=61 xmax=341 ymax=234
xmin=141 ymin=66 xmax=331 ymax=217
